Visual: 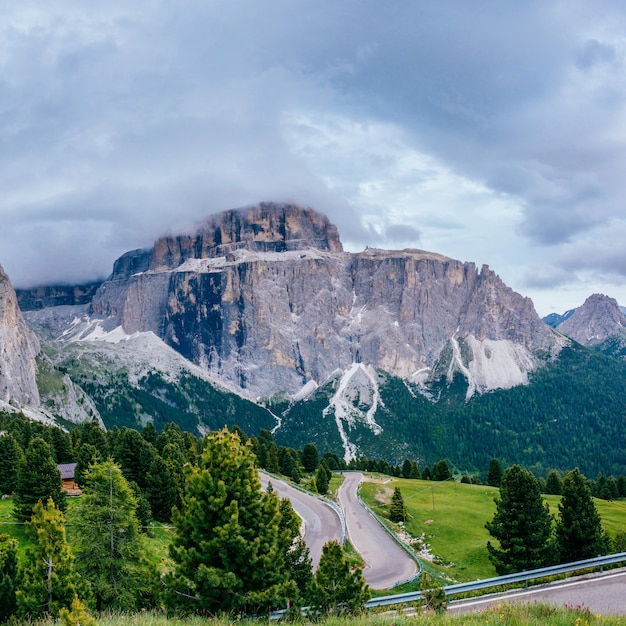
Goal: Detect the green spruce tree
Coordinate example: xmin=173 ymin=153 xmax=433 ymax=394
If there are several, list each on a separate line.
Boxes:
xmin=71 ymin=459 xmax=154 ymax=612
xmin=556 ymin=468 xmax=605 ymax=562
xmin=301 ymin=443 xmax=319 ymax=474
xmin=14 ymin=437 xmax=66 ymax=521
xmin=16 ymin=498 xmax=76 ymax=619
xmin=485 ymin=465 xmax=554 ymax=575
xmin=487 ymin=458 xmax=503 ymax=487
xmin=389 ymin=487 xmax=407 ymax=523
xmin=144 ymin=454 xmax=177 ymax=522
xmin=545 ymin=470 xmax=562 ymax=495
xmin=165 ymin=428 xmax=303 ymax=616
xmin=309 ymin=540 xmax=370 ymax=616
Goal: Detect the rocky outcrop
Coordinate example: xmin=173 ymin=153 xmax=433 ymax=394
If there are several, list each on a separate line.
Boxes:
xmin=0 ymin=265 xmax=40 ymax=406
xmin=89 ymin=202 xmax=560 ymax=398
xmin=556 ymin=293 xmax=626 ymax=346
xmin=16 ymin=281 xmax=103 ymax=311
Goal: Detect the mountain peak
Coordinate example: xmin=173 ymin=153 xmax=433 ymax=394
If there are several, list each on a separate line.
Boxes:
xmin=556 ymin=293 xmax=626 ymax=345
xmin=149 ymin=202 xmax=342 ymax=272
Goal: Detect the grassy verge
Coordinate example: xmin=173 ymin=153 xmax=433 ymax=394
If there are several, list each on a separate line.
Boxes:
xmin=359 ymin=477 xmax=626 ymax=585
xmin=6 ymin=603 xmax=626 ymax=625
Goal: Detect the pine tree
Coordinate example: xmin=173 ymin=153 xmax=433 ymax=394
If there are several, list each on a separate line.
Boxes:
xmin=165 ymin=428 xmax=302 ymax=616
xmin=389 ymin=487 xmax=407 ymax=523
xmin=487 ymin=458 xmax=503 ymax=487
xmin=401 ymin=459 xmax=412 ymax=479
xmin=545 ymin=470 xmax=562 ymax=495
xmin=422 ymin=465 xmax=432 ymax=480
xmin=485 ymin=465 xmax=554 ymax=575
xmin=556 ymin=468 xmax=605 ymax=563
xmin=0 ymin=434 xmax=22 ymax=495
xmin=432 ymin=459 xmax=452 ymax=481
xmin=0 ymin=534 xmax=18 ymax=621
xmin=16 ymin=498 xmax=76 ymax=619
xmin=410 ymin=460 xmax=421 ymax=479
xmin=309 ymin=540 xmax=370 ymax=616
xmin=301 ymin=443 xmax=319 ymax=474
xmin=14 ymin=437 xmax=66 ymax=521
xmin=144 ymin=454 xmax=177 ymax=522
xmin=73 ymin=443 xmax=101 ymax=487
xmin=316 ymin=463 xmax=331 ymax=496
xmin=71 ymin=460 xmax=154 ymax=612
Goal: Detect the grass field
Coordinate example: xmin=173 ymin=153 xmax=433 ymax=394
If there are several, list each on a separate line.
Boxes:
xmin=358 ymin=476 xmax=626 ymax=584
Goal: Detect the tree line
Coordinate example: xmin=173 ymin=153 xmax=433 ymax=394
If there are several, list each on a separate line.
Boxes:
xmin=0 ymin=422 xmax=370 ymax=622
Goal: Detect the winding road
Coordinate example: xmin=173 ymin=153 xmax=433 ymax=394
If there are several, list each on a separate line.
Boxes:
xmin=338 ymin=472 xmax=419 ymax=589
xmin=259 ymin=472 xmax=344 ymax=568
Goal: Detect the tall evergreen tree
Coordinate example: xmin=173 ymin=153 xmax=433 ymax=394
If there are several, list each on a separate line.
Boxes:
xmin=485 ymin=465 xmax=554 ymax=575
xmin=144 ymin=454 xmax=177 ymax=522
xmin=487 ymin=458 xmax=503 ymax=487
xmin=71 ymin=460 xmax=154 ymax=612
xmin=432 ymin=459 xmax=452 ymax=481
xmin=410 ymin=460 xmax=421 ymax=479
xmin=73 ymin=443 xmax=101 ymax=487
xmin=555 ymin=468 xmax=605 ymax=563
xmin=309 ymin=541 xmax=370 ymax=616
xmin=545 ymin=470 xmax=562 ymax=495
xmin=16 ymin=498 xmax=76 ymax=619
xmin=14 ymin=437 xmax=66 ymax=521
xmin=0 ymin=534 xmax=18 ymax=622
xmin=301 ymin=443 xmax=319 ymax=474
xmin=401 ymin=459 xmax=412 ymax=479
xmin=389 ymin=487 xmax=407 ymax=523
xmin=165 ymin=428 xmax=302 ymax=615
xmin=316 ymin=463 xmax=331 ymax=496
xmin=0 ymin=434 xmax=22 ymax=495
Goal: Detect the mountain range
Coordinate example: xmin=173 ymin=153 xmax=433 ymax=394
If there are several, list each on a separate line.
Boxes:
xmin=3 ymin=202 xmax=626 ymax=476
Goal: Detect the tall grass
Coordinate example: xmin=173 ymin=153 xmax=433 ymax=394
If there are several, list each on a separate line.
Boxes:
xmin=7 ymin=603 xmax=626 ymax=626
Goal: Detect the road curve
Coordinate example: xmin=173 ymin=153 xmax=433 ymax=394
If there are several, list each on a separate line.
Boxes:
xmin=448 ymin=569 xmax=626 ymax=616
xmin=259 ymin=472 xmax=344 ymax=568
xmin=338 ymin=472 xmax=419 ymax=589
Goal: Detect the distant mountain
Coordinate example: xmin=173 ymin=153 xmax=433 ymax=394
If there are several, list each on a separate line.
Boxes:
xmin=553 ymin=293 xmax=626 ymax=346
xmin=542 ymin=309 xmax=576 ymax=328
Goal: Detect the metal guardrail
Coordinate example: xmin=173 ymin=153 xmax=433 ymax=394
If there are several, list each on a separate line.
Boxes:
xmin=365 ymin=552 xmax=626 ymax=608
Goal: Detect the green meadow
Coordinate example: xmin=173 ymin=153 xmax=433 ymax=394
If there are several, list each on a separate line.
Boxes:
xmin=358 ymin=477 xmax=626 ymax=584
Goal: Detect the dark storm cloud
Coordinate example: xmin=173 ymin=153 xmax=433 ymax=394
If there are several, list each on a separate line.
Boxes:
xmin=2 ymin=0 xmax=626 ymax=309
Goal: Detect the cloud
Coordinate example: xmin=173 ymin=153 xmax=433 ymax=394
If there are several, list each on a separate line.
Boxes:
xmin=2 ymin=0 xmax=626 ymax=316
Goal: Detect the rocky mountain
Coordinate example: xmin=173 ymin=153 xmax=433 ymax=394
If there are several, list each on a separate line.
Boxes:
xmin=86 ymin=202 xmax=561 ymax=404
xmin=554 ymin=293 xmax=626 ymax=346
xmin=12 ymin=203 xmax=626 ymax=475
xmin=0 ymin=265 xmax=40 ymax=407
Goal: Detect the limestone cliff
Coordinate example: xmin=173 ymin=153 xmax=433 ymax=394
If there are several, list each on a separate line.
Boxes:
xmin=90 ymin=202 xmax=561 ymax=399
xmin=0 ymin=265 xmax=40 ymax=406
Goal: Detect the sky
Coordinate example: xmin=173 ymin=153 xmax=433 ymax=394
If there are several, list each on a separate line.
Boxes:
xmin=3 ymin=1 xmax=626 ymax=316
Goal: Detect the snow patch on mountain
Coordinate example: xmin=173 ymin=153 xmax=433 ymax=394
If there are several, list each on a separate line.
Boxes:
xmin=323 ymin=363 xmax=383 ymax=462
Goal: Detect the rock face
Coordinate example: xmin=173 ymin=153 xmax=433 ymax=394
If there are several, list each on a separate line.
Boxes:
xmin=16 ymin=281 xmax=103 ymax=311
xmin=556 ymin=293 xmax=626 ymax=346
xmin=90 ymin=202 xmax=560 ymax=398
xmin=0 ymin=265 xmax=40 ymax=406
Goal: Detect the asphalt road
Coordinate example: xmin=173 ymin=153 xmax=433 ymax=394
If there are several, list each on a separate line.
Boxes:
xmin=448 ymin=569 xmax=626 ymax=616
xmin=337 ymin=472 xmax=419 ymax=589
xmin=259 ymin=472 xmax=344 ymax=568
